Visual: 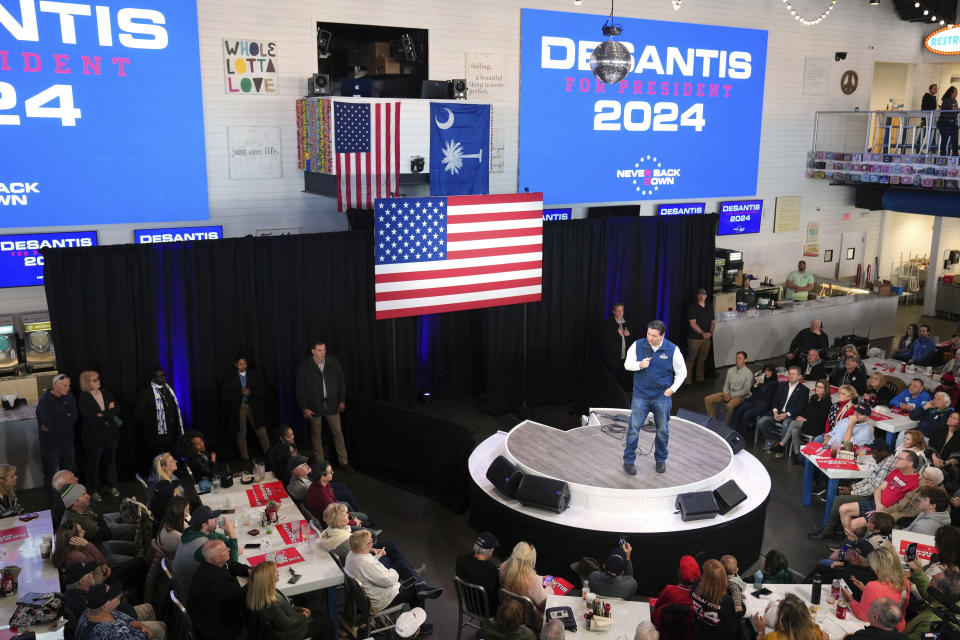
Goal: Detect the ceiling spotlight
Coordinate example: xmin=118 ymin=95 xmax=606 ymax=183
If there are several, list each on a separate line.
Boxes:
xmin=590 ymin=0 xmax=632 ymax=84
xmin=924 ymin=9 xmax=929 ymax=14
xmin=914 ymin=1 xmax=920 ymax=5
xmin=932 ymin=14 xmax=937 ymax=20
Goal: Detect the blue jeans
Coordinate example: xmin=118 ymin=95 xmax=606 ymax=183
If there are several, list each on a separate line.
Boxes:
xmin=624 ymin=392 xmax=671 ymax=464
xmin=376 ymin=540 xmax=422 ymax=584
xmin=332 ymin=482 xmax=359 ymax=511
xmin=733 ymin=402 xmax=768 ymax=434
xmin=756 ymin=415 xmax=783 ymax=443
xmin=86 ymin=440 xmax=119 ymax=493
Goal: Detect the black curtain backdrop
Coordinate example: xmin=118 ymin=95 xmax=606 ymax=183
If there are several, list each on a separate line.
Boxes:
xmin=42 ymin=215 xmax=717 ymax=478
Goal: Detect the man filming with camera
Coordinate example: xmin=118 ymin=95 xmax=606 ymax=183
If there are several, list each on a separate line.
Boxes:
xmin=904 ymin=556 xmax=960 ymax=640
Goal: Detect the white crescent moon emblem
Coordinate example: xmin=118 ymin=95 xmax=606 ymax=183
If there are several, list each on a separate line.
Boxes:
xmin=435 ymin=108 xmax=454 ymax=129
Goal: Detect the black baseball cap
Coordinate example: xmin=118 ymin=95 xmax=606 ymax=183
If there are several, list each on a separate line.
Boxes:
xmin=287 ymin=455 xmax=310 ymax=473
xmin=476 ymin=532 xmax=499 ymax=550
xmin=189 ymin=505 xmax=221 ymax=529
xmin=64 ymin=562 xmax=97 ymax=585
xmin=604 ymin=553 xmax=626 ymax=576
xmin=87 ymin=582 xmax=123 ymax=609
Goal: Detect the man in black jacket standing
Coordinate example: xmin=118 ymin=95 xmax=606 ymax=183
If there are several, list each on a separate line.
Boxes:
xmin=37 ymin=373 xmax=78 ymax=500
xmin=220 ymin=353 xmax=270 ymax=460
xmin=296 ymin=341 xmax=351 ymax=471
xmin=187 ymin=539 xmax=249 ymax=640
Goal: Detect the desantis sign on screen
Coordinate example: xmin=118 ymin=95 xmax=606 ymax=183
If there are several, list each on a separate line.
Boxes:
xmin=520 ymin=9 xmax=767 ymax=205
xmin=0 ymin=1 xmax=208 ymax=227
xmin=718 ymin=199 xmax=763 ymax=235
xmin=0 ymin=231 xmax=97 ymax=288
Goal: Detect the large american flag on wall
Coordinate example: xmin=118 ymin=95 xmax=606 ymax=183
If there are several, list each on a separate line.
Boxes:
xmin=334 ymin=100 xmax=400 ymax=211
xmin=373 ymin=193 xmax=543 ymax=320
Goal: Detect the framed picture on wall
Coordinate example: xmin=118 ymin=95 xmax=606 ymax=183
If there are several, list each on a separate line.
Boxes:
xmin=824 ymin=249 xmax=833 ymax=262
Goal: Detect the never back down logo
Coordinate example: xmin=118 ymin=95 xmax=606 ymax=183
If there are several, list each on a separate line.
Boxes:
xmin=0 ymin=183 xmax=39 ymax=206
xmin=616 ymin=156 xmax=680 ymax=195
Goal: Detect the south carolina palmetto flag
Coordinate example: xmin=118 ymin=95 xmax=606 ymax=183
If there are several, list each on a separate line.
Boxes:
xmin=373 ymin=192 xmax=543 ymax=319
xmin=334 ymin=100 xmax=400 ymax=211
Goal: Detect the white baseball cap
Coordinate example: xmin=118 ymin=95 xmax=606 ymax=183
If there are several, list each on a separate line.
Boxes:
xmin=394 ymin=607 xmax=426 ymax=638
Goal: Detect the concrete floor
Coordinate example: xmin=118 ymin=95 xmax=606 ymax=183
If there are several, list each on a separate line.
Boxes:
xmin=19 ymin=304 xmax=955 ymax=638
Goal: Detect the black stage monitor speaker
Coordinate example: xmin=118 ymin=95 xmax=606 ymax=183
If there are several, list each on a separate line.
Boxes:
xmin=486 ymin=455 xmax=524 ymax=498
xmin=676 ymin=409 xmax=710 ymax=426
xmin=713 ymin=479 xmax=747 ymax=515
xmin=675 ymin=491 xmax=720 ymax=522
xmin=516 ymin=475 xmax=571 ymax=514
xmin=703 ymin=417 xmax=745 ymax=454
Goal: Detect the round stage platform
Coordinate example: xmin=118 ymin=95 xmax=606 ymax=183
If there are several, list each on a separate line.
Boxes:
xmin=467 ymin=408 xmax=772 ymax=594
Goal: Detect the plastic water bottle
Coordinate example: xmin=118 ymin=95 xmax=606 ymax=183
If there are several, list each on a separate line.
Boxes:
xmin=582 ymin=579 xmax=590 ymax=601
xmin=753 ymin=571 xmax=763 ymax=590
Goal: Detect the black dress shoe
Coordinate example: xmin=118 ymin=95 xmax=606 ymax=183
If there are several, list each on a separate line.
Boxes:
xmin=623 ymin=462 xmax=637 ymax=475
xmin=807 ymin=527 xmax=838 ymax=541
xmin=655 ymin=461 xmax=666 ymax=473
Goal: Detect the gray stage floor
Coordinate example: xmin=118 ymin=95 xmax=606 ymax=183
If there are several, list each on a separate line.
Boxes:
xmin=508 ymin=419 xmax=732 ymax=489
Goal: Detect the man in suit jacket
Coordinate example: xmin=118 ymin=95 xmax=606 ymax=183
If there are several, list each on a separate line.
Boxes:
xmin=187 ymin=539 xmax=249 ymax=640
xmin=756 ymin=366 xmax=809 ymax=447
xmin=600 ymin=303 xmax=632 ymax=390
xmin=296 ymin=340 xmax=351 ymax=470
xmin=220 ymin=354 xmax=269 ymax=460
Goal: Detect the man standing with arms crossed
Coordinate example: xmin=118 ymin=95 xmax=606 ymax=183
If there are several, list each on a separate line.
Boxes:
xmin=623 ymin=320 xmax=686 ymax=475
xmin=296 ymin=341 xmax=352 ymax=472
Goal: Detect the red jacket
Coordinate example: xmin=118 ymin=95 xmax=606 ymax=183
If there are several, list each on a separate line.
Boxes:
xmin=651 ymin=583 xmax=694 ymax=633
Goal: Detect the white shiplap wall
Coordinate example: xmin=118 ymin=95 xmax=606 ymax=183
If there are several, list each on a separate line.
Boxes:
xmin=0 ymin=0 xmax=945 ymax=313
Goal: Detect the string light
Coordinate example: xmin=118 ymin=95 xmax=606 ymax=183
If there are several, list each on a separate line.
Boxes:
xmin=780 ymin=0 xmax=838 ymax=26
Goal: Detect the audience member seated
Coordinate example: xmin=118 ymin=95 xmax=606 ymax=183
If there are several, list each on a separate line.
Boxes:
xmin=773 ymin=379 xmax=831 ymax=459
xmin=54 ymin=520 xmax=110 ymax=579
xmin=155 ymin=496 xmax=189 ymax=560
xmin=304 ymin=460 xmax=367 ymax=526
xmin=690 ymin=558 xmax=744 ymax=640
xmin=455 ymin=531 xmax=501 ymax=611
xmin=318 ymin=502 xmax=352 ymax=559
xmin=76 ymin=583 xmax=158 ymax=640
xmin=749 ymin=593 xmax=825 ymax=640
xmin=539 ymin=619 xmax=565 ymax=640
xmin=809 ymin=441 xmax=895 ymax=540
xmin=719 ymin=555 xmax=746 ymax=613
xmin=814 ymin=512 xmax=895 ymax=589
xmin=785 ymin=319 xmax=829 ymax=369
xmin=394 ymin=606 xmax=430 ymax=639
xmin=841 ymin=597 xmax=906 ymax=639
xmin=633 ymin=621 xmax=660 ymax=640
xmin=285 ymin=455 xmax=312 ymax=503
xmin=266 ymin=425 xmax=298 ymax=485
xmin=761 ymin=550 xmax=795 ymax=584
xmin=907 ymin=392 xmax=955 ymax=440
xmin=822 ymin=404 xmax=875 ymax=450
xmin=60 ymin=484 xmax=138 ymax=563
xmin=900 ymin=430 xmax=930 ymax=472
xmin=922 ymin=526 xmax=960 ymax=580
xmin=802 ymin=349 xmax=827 ymax=382
xmin=905 ymin=557 xmax=960 ymax=639
xmin=935 ymin=372 xmax=960 ymax=408
xmin=730 ymin=365 xmax=778 ymax=435
xmin=171 ymin=505 xmax=238 ymax=589
xmin=878 ymin=467 xmax=944 ymax=528
xmin=840 ymin=546 xmax=910 ymax=632
xmin=0 ymin=464 xmax=22 ymax=517
xmin=245 ymin=560 xmax=334 ymax=640
xmin=901 ymin=486 xmax=951 ymax=535
xmin=703 ymin=351 xmax=753 ymax=426
xmin=894 ymin=324 xmax=937 ymax=366
xmin=182 ymin=430 xmax=217 ymax=481
xmin=757 ymin=366 xmax=809 ymax=449
xmin=498 ymin=541 xmax=552 ymax=630
xmin=929 ymin=412 xmax=960 ymax=474
xmin=53 ymin=470 xmax=133 ymax=536
xmin=894 ymin=324 xmax=920 ymax=360
xmin=146 ymin=453 xmax=181 ymax=508
xmin=864 ymin=373 xmax=898 ymax=408
xmin=651 ymin=555 xmax=700 ymax=633
xmin=187 ymin=539 xmax=249 ymax=640
xmin=889 ymin=379 xmax=931 ymax=412
xmin=939 ymin=335 xmax=960 ymax=378
xmin=344 ymin=529 xmax=441 ymax=632
xmin=479 ymin=600 xmax=536 ymax=640
xmin=64 ymin=562 xmax=165 ymax=639
xmin=587 ymin=542 xmax=637 ymax=600
xmin=830 ymin=356 xmax=868 ymax=395
xmin=838 ymin=450 xmax=921 ymax=539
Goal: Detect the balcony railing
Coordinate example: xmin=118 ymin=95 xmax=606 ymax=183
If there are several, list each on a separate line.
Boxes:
xmin=812 ymin=109 xmax=960 ymax=156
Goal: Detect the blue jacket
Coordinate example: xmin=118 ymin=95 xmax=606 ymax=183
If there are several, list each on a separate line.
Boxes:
xmin=910 ymin=337 xmax=938 ymax=366
xmin=768 ymin=381 xmax=809 ymax=418
xmin=910 ymin=405 xmax=954 ymax=437
xmin=890 ymin=388 xmax=932 ymax=410
xmin=36 ymin=390 xmax=78 ymax=449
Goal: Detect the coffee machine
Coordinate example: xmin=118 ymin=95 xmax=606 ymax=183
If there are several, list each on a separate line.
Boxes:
xmin=715 ymin=249 xmax=744 ymax=291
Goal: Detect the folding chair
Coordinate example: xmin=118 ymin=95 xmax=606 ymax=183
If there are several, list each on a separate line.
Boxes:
xmin=454 ymin=577 xmax=492 ymax=640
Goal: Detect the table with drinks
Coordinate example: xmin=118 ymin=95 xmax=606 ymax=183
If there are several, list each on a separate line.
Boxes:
xmin=800 ymin=443 xmax=873 ymax=526
xmin=545 ymin=593 xmax=650 ymax=637
xmin=744 ymin=581 xmax=868 ymax=637
xmin=199 ymin=472 xmax=343 ymax=618
xmin=0 ymin=510 xmax=63 ymax=632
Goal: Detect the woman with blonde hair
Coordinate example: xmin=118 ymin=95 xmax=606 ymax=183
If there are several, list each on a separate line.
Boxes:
xmin=840 ymin=545 xmax=909 ymax=632
xmin=691 ymin=558 xmax=744 ymax=639
xmin=246 ymin=561 xmax=332 ymax=640
xmin=145 ymin=452 xmax=181 ymax=507
xmin=900 ymin=429 xmax=929 ymax=471
xmin=0 ymin=465 xmax=22 ymax=517
xmin=498 ymin=542 xmax=551 ymax=629
xmin=751 ymin=593 xmax=826 ymax=640
xmin=78 ymin=370 xmax=120 ymax=502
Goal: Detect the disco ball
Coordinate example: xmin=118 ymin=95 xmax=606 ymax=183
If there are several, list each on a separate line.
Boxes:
xmin=590 ymin=39 xmax=632 ymax=84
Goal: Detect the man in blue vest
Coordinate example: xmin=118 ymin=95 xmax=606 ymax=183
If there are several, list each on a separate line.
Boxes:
xmin=623 ymin=320 xmax=687 ymax=475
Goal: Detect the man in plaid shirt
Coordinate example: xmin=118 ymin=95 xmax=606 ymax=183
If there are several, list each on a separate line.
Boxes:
xmin=808 ymin=441 xmax=895 ymax=540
